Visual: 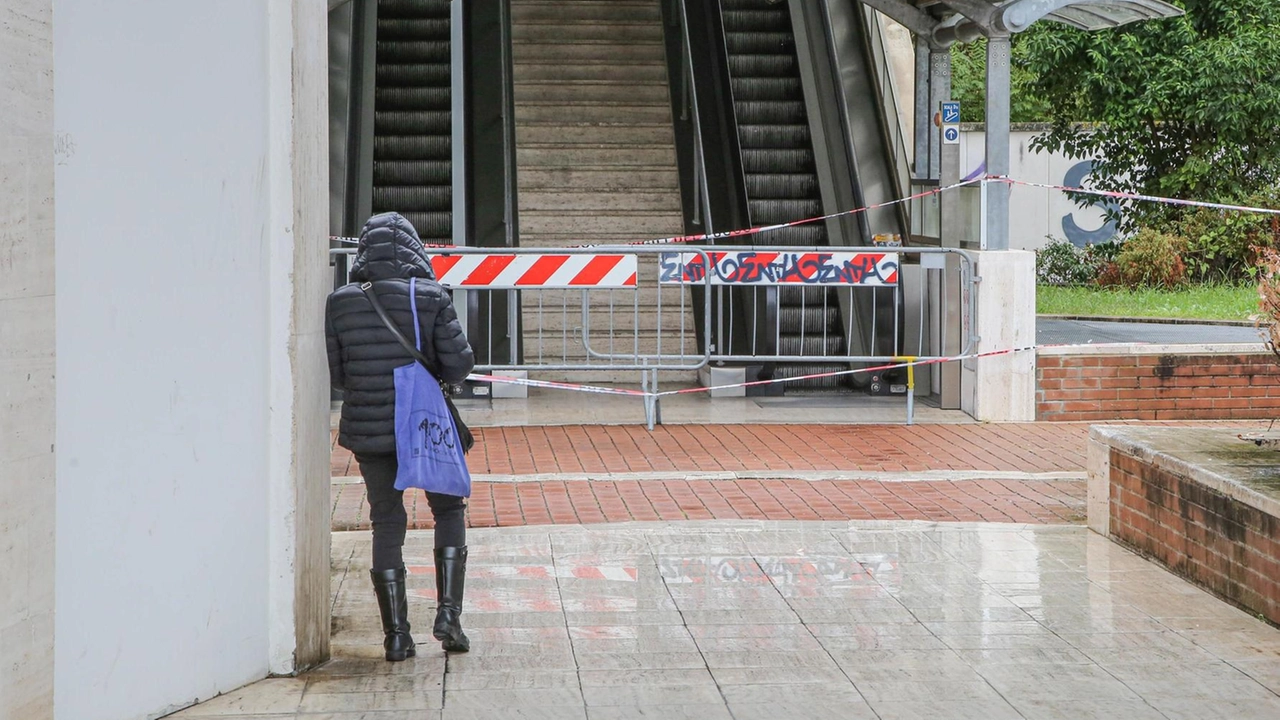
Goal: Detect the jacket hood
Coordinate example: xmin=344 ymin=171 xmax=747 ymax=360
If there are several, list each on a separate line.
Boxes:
xmin=349 ymin=212 xmax=437 ymax=282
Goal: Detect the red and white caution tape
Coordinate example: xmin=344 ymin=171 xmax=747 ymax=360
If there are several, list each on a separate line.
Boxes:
xmin=621 ymin=178 xmax=980 ymax=246
xmin=331 ymin=178 xmax=981 ymax=251
xmin=993 ymin=176 xmax=1280 ymax=216
xmin=466 ymin=373 xmax=648 ymax=397
xmin=464 ymin=344 xmax=1040 ymax=400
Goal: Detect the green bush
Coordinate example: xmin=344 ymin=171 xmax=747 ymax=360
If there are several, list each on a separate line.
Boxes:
xmin=1171 ymin=193 xmax=1280 ymax=283
xmin=1102 ymin=229 xmax=1186 ymax=289
xmin=1036 ymin=238 xmax=1099 ymax=286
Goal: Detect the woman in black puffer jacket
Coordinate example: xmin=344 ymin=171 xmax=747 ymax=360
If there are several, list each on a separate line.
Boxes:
xmin=326 ymin=212 xmax=475 ymax=659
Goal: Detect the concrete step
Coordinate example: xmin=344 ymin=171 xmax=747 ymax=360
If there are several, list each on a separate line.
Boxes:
xmin=518 ymin=167 xmax=678 ymax=191
xmin=512 ymin=2 xmax=662 ymax=24
xmin=512 ymin=23 xmax=662 ymax=43
xmin=512 ymin=42 xmax=665 ymax=64
xmin=514 ymin=62 xmax=668 ymax=83
xmin=515 ymin=83 xmax=669 ymax=104
xmin=517 ymin=123 xmax=674 ymax=145
xmin=516 ymin=104 xmax=672 ymax=124
xmin=518 ymin=211 xmax=684 ymax=236
xmin=517 ymin=145 xmax=676 ymax=168
xmin=518 ymin=190 xmax=681 ymax=213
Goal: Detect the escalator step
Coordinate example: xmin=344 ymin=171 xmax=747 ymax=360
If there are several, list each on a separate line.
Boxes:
xmin=374 ymin=135 xmax=452 ymax=160
xmin=755 ymin=225 xmax=827 ymax=247
xmin=774 ymin=363 xmax=852 ymax=388
xmin=738 ymin=124 xmax=810 ymax=149
xmin=376 ymin=63 xmax=451 ymax=87
xmin=728 ymin=54 xmax=797 ymax=78
xmin=375 ymin=87 xmax=451 ymax=111
xmin=731 ymin=77 xmax=804 ymax=102
xmin=398 ymin=211 xmax=452 ymax=240
xmin=376 ymin=19 xmax=450 ymax=41
xmin=374 ymin=160 xmax=452 ymax=186
xmin=741 ymin=149 xmax=814 ymax=174
xmin=734 ymin=101 xmax=806 ymax=125
xmin=747 ymin=173 xmax=818 ymax=199
xmin=722 ymin=10 xmax=791 ymax=32
xmin=725 ymin=32 xmax=794 ymax=55
xmin=371 ymin=0 xmax=451 ymax=238
xmin=779 ymin=286 xmax=839 ymax=306
xmin=372 ymin=186 xmax=452 ymax=211
xmin=379 ymin=0 xmax=450 ymax=18
xmin=749 ymin=199 xmax=822 ymax=223
xmin=779 ymin=306 xmax=841 ymax=333
xmin=376 ymin=40 xmax=450 ymax=63
xmin=778 ymin=335 xmax=846 ymax=356
xmin=375 ymin=111 xmax=451 ymax=135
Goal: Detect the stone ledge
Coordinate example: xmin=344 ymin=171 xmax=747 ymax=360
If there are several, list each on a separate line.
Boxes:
xmin=1088 ymin=425 xmax=1280 ymax=625
xmin=1089 ymin=426 xmax=1280 ymax=522
xmin=1040 ymin=342 xmax=1267 ymax=357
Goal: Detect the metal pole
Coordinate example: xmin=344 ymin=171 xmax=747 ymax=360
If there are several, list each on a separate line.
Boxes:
xmin=927 ymin=46 xmax=951 ymax=181
xmin=913 ymin=36 xmax=930 ymax=180
xmin=984 ymin=35 xmax=1011 ymax=251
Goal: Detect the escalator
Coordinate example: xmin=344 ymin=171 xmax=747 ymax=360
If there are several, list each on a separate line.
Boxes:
xmin=371 ymin=0 xmax=452 ymax=244
xmin=720 ymin=0 xmax=849 ymax=389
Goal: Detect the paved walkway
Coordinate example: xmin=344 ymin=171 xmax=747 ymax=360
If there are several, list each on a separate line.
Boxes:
xmin=171 ymin=522 xmax=1280 ymax=719
xmin=330 ymin=422 xmax=1268 ymax=530
xmin=332 ymin=424 xmax=1090 ymax=477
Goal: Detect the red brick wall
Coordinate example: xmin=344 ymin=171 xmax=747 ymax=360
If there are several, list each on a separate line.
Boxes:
xmin=1038 ymin=353 xmax=1280 ymax=421
xmin=1108 ymin=449 xmax=1280 ymax=625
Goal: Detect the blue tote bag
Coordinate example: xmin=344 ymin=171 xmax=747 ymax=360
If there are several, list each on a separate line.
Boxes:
xmin=362 ymin=277 xmax=471 ymax=497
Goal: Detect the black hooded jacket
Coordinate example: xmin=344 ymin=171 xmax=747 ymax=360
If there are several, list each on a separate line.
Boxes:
xmin=326 ymin=212 xmax=475 ymax=454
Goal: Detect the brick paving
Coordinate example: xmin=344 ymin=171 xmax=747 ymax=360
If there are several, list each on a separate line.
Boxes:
xmin=331 ymin=478 xmax=1086 ymax=531
xmin=330 ymin=423 xmax=1096 ymax=478
xmin=330 ymin=421 xmax=1267 ymax=530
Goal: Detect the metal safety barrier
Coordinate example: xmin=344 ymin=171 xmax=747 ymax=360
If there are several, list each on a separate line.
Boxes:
xmin=330 ymin=244 xmax=977 ymax=426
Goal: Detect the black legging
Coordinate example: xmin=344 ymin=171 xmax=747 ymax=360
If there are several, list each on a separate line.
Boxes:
xmin=355 ymin=452 xmax=467 ymax=571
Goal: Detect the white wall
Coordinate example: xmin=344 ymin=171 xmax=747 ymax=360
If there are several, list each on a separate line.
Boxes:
xmin=53 ymin=1 xmax=329 ymax=718
xmin=960 ymin=129 xmax=1122 ymax=251
xmin=0 ymin=2 xmax=56 ymax=719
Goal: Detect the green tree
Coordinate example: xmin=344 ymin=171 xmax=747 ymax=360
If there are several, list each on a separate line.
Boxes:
xmin=950 ymin=34 xmax=1052 ymax=124
xmin=1021 ymin=0 xmax=1280 ymax=228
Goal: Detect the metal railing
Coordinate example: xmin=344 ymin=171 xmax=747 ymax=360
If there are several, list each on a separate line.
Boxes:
xmin=332 ymin=245 xmax=976 ymax=426
xmin=332 ymin=246 xmax=714 ymax=375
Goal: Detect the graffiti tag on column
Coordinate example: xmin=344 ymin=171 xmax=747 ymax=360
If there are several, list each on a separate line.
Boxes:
xmin=659 ymin=251 xmax=899 ymax=286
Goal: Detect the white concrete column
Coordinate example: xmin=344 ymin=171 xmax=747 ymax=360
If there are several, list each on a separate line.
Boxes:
xmin=52 ymin=1 xmax=329 ymax=717
xmin=267 ymin=0 xmax=333 ymax=675
xmin=0 ymin=2 xmax=56 ymax=718
xmin=961 ymin=250 xmax=1036 ymax=422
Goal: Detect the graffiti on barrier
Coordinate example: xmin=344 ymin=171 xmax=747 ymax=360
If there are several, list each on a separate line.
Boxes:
xmin=659 ymin=251 xmax=899 ymax=287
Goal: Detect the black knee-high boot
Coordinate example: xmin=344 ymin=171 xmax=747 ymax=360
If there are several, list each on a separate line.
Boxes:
xmin=433 ymin=547 xmax=470 ymax=653
xmin=370 ymin=567 xmax=416 ymax=661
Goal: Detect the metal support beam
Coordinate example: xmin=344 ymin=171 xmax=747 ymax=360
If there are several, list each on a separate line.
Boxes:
xmin=927 ymin=47 xmax=951 ymax=181
xmin=984 ymin=34 xmax=1012 ymax=250
xmin=857 ymin=0 xmax=937 ymax=37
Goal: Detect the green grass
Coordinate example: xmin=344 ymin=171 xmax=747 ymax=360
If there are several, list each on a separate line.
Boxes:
xmin=1037 ymin=284 xmax=1259 ymax=321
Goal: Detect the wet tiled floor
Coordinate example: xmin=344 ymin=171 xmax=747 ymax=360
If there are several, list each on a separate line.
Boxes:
xmin=170 ymin=522 xmax=1280 ymax=719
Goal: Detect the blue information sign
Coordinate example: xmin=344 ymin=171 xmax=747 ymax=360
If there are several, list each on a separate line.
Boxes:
xmin=941 ymin=101 xmax=961 ymax=124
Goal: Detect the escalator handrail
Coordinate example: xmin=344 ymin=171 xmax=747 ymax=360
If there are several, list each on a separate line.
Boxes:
xmin=675 ymin=0 xmax=715 ymax=235
xmin=698 ymin=0 xmax=753 ymax=231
